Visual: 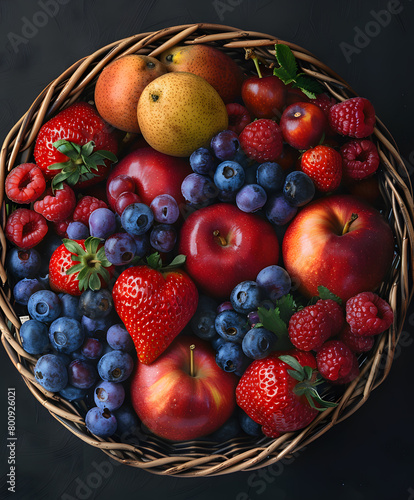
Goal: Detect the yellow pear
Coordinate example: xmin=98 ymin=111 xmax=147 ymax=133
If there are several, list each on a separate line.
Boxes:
xmin=137 ymin=72 xmax=228 ymax=157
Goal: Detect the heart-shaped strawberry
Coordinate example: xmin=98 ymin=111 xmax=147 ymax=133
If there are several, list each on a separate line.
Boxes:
xmin=112 ymin=254 xmax=198 ymax=364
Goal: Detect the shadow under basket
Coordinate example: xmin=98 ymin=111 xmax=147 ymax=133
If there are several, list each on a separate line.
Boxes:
xmin=0 ymin=23 xmax=413 ymax=477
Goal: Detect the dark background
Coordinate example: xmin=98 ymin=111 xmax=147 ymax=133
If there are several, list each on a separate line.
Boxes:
xmin=1 ymin=1 xmax=414 ymax=499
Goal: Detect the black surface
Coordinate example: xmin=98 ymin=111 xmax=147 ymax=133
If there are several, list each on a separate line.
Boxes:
xmin=1 ymin=1 xmax=414 ymax=499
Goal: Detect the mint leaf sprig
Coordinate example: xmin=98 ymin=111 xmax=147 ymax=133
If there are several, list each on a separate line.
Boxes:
xmin=272 ymin=44 xmax=324 ymax=99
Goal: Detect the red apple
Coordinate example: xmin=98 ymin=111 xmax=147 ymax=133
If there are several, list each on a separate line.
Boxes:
xmin=178 ymin=203 xmax=280 ymax=299
xmin=242 ymin=75 xmax=287 ymax=119
xmin=130 ymin=335 xmax=238 ymax=441
xmin=282 ymin=194 xmax=394 ymax=302
xmin=106 ymin=146 xmax=192 ymax=209
xmin=280 ymin=102 xmax=327 ymax=150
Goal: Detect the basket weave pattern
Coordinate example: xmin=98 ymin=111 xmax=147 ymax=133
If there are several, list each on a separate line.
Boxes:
xmin=1 ymin=23 xmax=413 ymax=476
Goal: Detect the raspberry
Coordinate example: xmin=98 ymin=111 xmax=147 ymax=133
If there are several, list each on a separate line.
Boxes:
xmin=239 ymin=118 xmax=283 ymax=162
xmin=331 ymin=352 xmax=360 ymax=385
xmin=340 ymin=139 xmax=380 ymax=180
xmin=315 ymin=299 xmax=345 ymax=336
xmin=339 ymin=323 xmax=375 ymax=353
xmin=53 ymin=219 xmax=71 ymax=238
xmin=329 ymin=97 xmax=376 ymax=138
xmin=313 ymin=93 xmax=337 ymax=136
xmin=226 ymin=103 xmax=251 ymax=135
xmin=5 ymin=208 xmax=48 ymax=249
xmin=300 ymin=145 xmax=342 ymax=193
xmin=73 ymin=196 xmax=108 ymax=226
xmin=346 ymin=292 xmax=393 ymax=336
xmin=5 ymin=163 xmax=46 ymax=204
xmin=34 ymin=183 xmax=76 ymax=222
xmin=288 ymin=304 xmax=332 ymax=351
xmin=316 ymin=340 xmax=354 ymax=381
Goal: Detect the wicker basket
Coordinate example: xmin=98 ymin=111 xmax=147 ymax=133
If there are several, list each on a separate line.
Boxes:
xmin=1 ymin=23 xmax=413 ymax=477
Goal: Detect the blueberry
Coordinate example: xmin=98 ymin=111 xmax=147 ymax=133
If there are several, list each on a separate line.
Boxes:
xmin=13 ymin=278 xmax=45 ymax=305
xmin=104 ymin=232 xmax=136 ymax=266
xmin=68 ymin=359 xmax=98 ymax=389
xmin=59 ymin=384 xmax=87 ymax=402
xmin=211 ymin=130 xmax=240 ymax=161
xmin=215 ymin=342 xmax=250 ymax=376
xmin=243 ymin=163 xmax=259 ymax=185
xmin=94 ymin=380 xmax=125 ymax=411
xmin=89 ymin=208 xmax=117 ymax=239
xmin=150 ymin=194 xmax=180 ymax=224
xmin=256 ymin=162 xmax=285 ymax=193
xmin=208 ymin=415 xmax=241 ymax=442
xmin=81 ymin=315 xmax=113 ymax=339
xmin=132 ymin=233 xmax=150 ymax=258
xmin=6 ymin=247 xmax=41 ymax=280
xmin=20 ymin=319 xmax=49 ymax=355
xmin=256 ymin=265 xmax=291 ymax=301
xmin=58 ymin=293 xmax=82 ymax=321
xmin=98 ymin=351 xmax=134 ymax=383
xmin=242 ymin=327 xmax=277 ymax=360
xmin=236 ymin=184 xmax=267 ymax=213
xmin=81 ymin=338 xmax=103 ymax=360
xmin=239 ymin=410 xmax=263 ymax=437
xmin=121 ymin=203 xmax=154 ymax=236
xmin=283 ymin=171 xmax=315 ymax=207
xmin=217 ymin=302 xmax=233 ymax=314
xmin=233 ymin=149 xmax=257 ymax=169
xmin=190 ymin=295 xmax=219 ymax=341
xmin=181 ymin=173 xmax=218 ymax=205
xmin=214 ymin=161 xmax=245 ymax=192
xmin=265 ymin=193 xmax=298 ymax=225
xmin=28 ymin=290 xmax=61 ymax=323
xmin=106 ymin=324 xmax=134 ymax=352
xmin=49 ymin=317 xmax=84 ymax=354
xmin=230 ymin=281 xmax=263 ymax=315
xmin=85 ymin=407 xmax=117 ymax=437
xmin=189 ymin=147 xmax=216 ymax=176
xmin=34 ymin=354 xmax=68 ymax=392
xmin=36 ymin=232 xmax=62 ymax=276
xmin=247 ymin=310 xmax=260 ymax=326
xmin=215 ymin=310 xmax=249 ymax=344
xmin=67 ymin=221 xmax=90 ymax=240
xmin=217 ymin=189 xmax=237 ymax=203
xmin=211 ymin=334 xmax=227 ymax=351
xmin=79 ymin=289 xmax=113 ymax=320
xmin=149 ymin=224 xmax=177 ymax=253
xmin=113 ymin=405 xmax=140 ymax=439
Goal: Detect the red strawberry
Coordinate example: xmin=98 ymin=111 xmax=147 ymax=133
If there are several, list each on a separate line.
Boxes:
xmin=5 ymin=208 xmax=48 ymax=249
xmin=34 ymin=102 xmax=118 ymax=190
xmin=236 ymin=350 xmax=336 ymax=437
xmin=49 ymin=237 xmax=114 ymax=296
xmin=239 ymin=118 xmax=283 ymax=162
xmin=301 ymin=145 xmax=342 ymax=193
xmin=34 ymin=183 xmax=76 ymax=222
xmin=5 ymin=163 xmax=46 ymax=204
xmin=112 ymin=254 xmax=198 ymax=364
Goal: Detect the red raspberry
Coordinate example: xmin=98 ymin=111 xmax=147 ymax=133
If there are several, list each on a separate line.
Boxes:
xmin=5 ymin=163 xmax=46 ymax=204
xmin=329 ymin=97 xmax=376 ymax=138
xmin=339 ymin=323 xmax=375 ymax=353
xmin=315 ymin=299 xmax=345 ymax=336
xmin=53 ymin=219 xmax=71 ymax=238
xmin=300 ymin=145 xmax=342 ymax=193
xmin=5 ymin=208 xmax=48 ymax=249
xmin=340 ymin=139 xmax=379 ymax=180
xmin=239 ymin=118 xmax=283 ymax=162
xmin=316 ymin=340 xmax=354 ymax=381
xmin=346 ymin=292 xmax=394 ymax=336
xmin=73 ymin=196 xmax=108 ymax=226
xmin=34 ymin=183 xmax=76 ymax=222
xmin=331 ymin=352 xmax=360 ymax=385
xmin=226 ymin=103 xmax=251 ymax=135
xmin=288 ymin=304 xmax=332 ymax=351
xmin=313 ymin=93 xmax=337 ymax=136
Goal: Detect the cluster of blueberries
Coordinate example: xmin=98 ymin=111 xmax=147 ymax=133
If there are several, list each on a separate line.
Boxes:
xmin=181 ymin=129 xmax=315 ymax=223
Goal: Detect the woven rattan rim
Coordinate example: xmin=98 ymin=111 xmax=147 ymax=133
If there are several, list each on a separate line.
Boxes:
xmin=1 ymin=23 xmax=413 ymax=477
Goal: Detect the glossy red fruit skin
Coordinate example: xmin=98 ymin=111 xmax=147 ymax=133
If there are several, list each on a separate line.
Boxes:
xmin=106 ymin=147 xmax=191 ymax=209
xmin=280 ymin=102 xmax=327 ymax=150
xmin=242 ymin=75 xmax=287 ymax=119
xmin=130 ymin=335 xmax=237 ymax=441
xmin=178 ymin=203 xmax=280 ymax=299
xmin=226 ymin=103 xmax=251 ymax=135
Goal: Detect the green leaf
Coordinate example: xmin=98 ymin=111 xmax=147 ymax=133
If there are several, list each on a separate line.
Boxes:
xmin=287 ymin=369 xmax=304 ymax=382
xmin=317 ymin=285 xmax=343 ymax=305
xmin=303 ymin=365 xmax=314 ymax=380
xmin=91 ymin=149 xmax=118 ymax=163
xmin=275 ymin=44 xmax=297 ymax=79
xmin=258 ymin=307 xmax=294 ymax=351
xmin=272 ymin=66 xmax=294 ymax=84
xmin=65 ymin=263 xmax=84 ymax=275
xmin=84 ymin=237 xmax=100 ymax=255
xmin=97 ymin=266 xmax=110 ymax=284
xmin=146 ymin=252 xmax=162 ymax=270
xmin=48 ymin=160 xmax=73 ymax=171
xmin=96 ymin=247 xmax=107 ymax=261
xmin=161 ymin=254 xmax=187 ymax=272
xmin=89 ymin=272 xmax=101 ymax=291
xmin=278 ymin=354 xmax=304 ymax=373
xmin=76 ymin=266 xmax=90 ymax=283
xmin=291 ymin=74 xmax=323 ymax=99
xmin=274 ymin=294 xmax=297 ymax=324
xmin=53 ymin=139 xmax=81 ymax=159
xmin=63 ymin=239 xmax=86 ymax=256
xmin=83 ymin=155 xmax=99 ymax=172
xmin=81 ymin=140 xmax=95 ymax=157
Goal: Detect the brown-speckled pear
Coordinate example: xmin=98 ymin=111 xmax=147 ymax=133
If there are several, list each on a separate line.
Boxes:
xmin=137 ymin=72 xmax=228 ymax=157
xmin=159 ymin=44 xmax=244 ymax=104
xmin=94 ymin=54 xmax=167 ymax=133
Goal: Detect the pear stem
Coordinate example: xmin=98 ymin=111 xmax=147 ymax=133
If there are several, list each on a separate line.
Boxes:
xmin=190 ymin=344 xmax=195 ymax=377
xmin=342 ymin=213 xmax=358 ymax=235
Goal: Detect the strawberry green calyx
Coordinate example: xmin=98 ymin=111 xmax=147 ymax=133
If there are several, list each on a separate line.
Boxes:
xmin=63 ymin=237 xmax=112 ymax=292
xmin=48 ymin=139 xmax=118 ymax=192
xmin=279 ymin=355 xmax=338 ymax=412
xmin=144 ymin=252 xmax=186 ymax=273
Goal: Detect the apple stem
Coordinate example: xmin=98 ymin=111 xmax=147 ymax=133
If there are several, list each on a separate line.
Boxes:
xmin=342 ymin=213 xmax=358 ymax=235
xmin=190 ymin=344 xmax=195 ymax=377
xmin=245 ymin=48 xmax=263 ymax=78
xmin=213 ymin=230 xmax=227 ymax=247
